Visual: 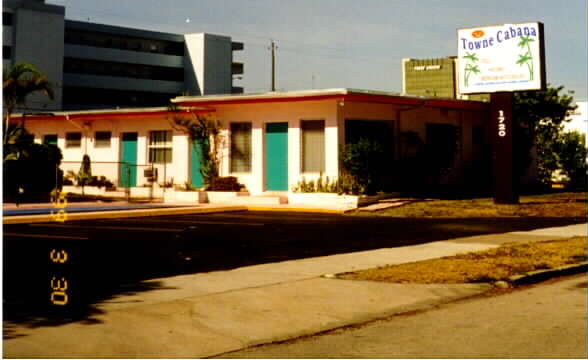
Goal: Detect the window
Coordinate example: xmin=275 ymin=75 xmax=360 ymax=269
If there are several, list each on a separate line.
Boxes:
xmin=3 ymin=12 xmax=13 ymax=26
xmin=472 ymin=126 xmax=484 ymax=145
xmin=148 ymin=130 xmax=172 ymax=163
xmin=65 ymin=132 xmax=81 ymax=148
xmin=301 ymin=120 xmax=325 ymax=173
xmin=230 ymin=123 xmax=252 ymax=172
xmin=95 ymin=131 xmax=111 ymax=148
xmin=3 ymin=46 xmax=11 ymax=60
xmin=425 ymin=123 xmax=460 ymax=171
xmin=44 ymin=134 xmax=58 ymax=146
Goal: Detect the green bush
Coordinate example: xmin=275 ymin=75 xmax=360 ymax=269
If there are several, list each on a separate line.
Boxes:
xmin=3 ymin=125 xmax=63 ymax=202
xmin=292 ymin=173 xmax=360 ymax=195
xmin=556 ymin=131 xmax=587 ymax=190
xmin=207 ymin=176 xmax=245 ymax=191
xmin=64 ymin=171 xmax=114 ymax=189
xmin=340 ymin=138 xmax=386 ymax=195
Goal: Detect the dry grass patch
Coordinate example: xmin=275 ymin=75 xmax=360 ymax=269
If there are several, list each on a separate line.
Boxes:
xmin=340 ymin=237 xmax=587 ymax=284
xmin=354 ymin=192 xmax=587 ymax=218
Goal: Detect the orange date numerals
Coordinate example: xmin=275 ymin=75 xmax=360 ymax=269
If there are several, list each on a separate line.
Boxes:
xmin=50 ymin=249 xmax=68 ymax=264
xmin=53 ymin=191 xmax=68 ymax=208
xmin=50 ymin=209 xmax=68 ymax=222
xmin=51 ymin=191 xmax=68 ymax=222
xmin=50 ymin=277 xmax=69 ymax=306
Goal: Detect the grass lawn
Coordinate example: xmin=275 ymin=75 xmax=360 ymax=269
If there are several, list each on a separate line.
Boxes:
xmin=340 ymin=236 xmax=587 ymax=284
xmin=350 ymin=192 xmax=587 ymax=218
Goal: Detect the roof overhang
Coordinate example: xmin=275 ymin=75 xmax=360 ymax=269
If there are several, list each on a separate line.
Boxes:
xmin=10 ymin=106 xmax=215 ymax=122
xmin=172 ymin=88 xmax=489 ymax=110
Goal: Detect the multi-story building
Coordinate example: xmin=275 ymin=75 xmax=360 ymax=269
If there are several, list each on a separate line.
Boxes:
xmin=402 ymin=57 xmax=489 ymax=102
xmin=3 ymin=0 xmax=244 ymax=111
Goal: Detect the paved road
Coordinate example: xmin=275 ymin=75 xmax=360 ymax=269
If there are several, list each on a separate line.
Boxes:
xmin=218 ymin=275 xmax=588 ymax=358
xmin=3 ymin=211 xmax=583 ymax=321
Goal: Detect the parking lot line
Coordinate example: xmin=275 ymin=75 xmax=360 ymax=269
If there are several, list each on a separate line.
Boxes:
xmin=29 ymin=223 xmax=183 ymax=232
xmin=3 ymin=233 xmax=89 ymax=240
xmin=119 ymin=218 xmax=265 ymax=227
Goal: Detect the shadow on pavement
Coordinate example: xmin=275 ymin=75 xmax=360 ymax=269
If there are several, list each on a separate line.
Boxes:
xmin=3 ymin=213 xmax=584 ymax=336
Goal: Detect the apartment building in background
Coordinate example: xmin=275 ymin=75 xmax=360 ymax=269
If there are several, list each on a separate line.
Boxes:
xmin=402 ymin=57 xmax=490 ymax=102
xmin=2 ymin=0 xmax=244 ymax=111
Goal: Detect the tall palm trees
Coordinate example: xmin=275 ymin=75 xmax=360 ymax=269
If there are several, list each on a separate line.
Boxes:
xmin=3 ymin=62 xmax=54 ymax=144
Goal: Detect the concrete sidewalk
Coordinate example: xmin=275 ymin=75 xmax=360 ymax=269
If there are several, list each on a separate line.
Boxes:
xmin=3 ymin=223 xmax=586 ymax=358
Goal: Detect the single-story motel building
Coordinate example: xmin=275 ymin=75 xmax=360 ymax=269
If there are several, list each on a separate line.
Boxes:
xmin=14 ymin=88 xmax=495 ymax=197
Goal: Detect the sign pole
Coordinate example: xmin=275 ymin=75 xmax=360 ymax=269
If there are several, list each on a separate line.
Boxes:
xmin=491 ymin=92 xmax=519 ymax=204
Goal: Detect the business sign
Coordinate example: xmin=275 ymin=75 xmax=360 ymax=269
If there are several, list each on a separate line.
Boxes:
xmin=457 ymin=22 xmax=545 ymax=94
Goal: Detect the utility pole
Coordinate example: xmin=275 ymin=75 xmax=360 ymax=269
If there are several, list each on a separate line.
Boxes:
xmin=270 ymin=40 xmax=277 ymax=91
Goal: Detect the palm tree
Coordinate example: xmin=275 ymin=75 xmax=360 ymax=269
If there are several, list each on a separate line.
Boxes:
xmin=3 ymin=62 xmax=54 ymax=144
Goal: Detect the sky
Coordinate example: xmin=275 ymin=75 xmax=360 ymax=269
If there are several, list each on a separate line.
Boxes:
xmin=47 ymin=0 xmax=588 ymax=101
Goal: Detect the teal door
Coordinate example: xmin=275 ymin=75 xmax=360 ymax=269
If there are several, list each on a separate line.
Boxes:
xmin=265 ymin=122 xmax=288 ymax=191
xmin=191 ymin=141 xmax=204 ymax=188
xmin=120 ymin=132 xmax=137 ymax=187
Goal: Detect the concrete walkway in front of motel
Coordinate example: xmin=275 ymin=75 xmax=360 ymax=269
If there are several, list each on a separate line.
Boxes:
xmin=3 ymin=200 xmax=586 ymax=359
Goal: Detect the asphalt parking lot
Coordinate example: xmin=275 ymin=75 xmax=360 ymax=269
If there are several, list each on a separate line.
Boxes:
xmin=3 ymin=210 xmax=583 ymax=321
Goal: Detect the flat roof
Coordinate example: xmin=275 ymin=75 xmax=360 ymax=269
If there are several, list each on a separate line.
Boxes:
xmin=11 ymin=106 xmax=214 ymax=121
xmin=172 ymin=88 xmax=489 ymax=110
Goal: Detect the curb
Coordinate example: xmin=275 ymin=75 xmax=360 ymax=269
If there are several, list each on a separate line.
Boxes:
xmin=508 ymin=262 xmax=587 ymax=286
xmin=246 ymin=206 xmax=348 ymax=214
xmin=2 ymin=205 xmax=248 ymax=224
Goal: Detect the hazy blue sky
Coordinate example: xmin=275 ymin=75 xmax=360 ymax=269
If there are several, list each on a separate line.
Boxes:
xmin=48 ymin=0 xmax=587 ymax=100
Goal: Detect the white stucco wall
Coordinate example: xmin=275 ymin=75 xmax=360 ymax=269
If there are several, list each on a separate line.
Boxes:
xmin=25 ymin=114 xmax=193 ymax=187
xmin=20 ymin=95 xmax=491 ymax=195
xmin=212 ymin=100 xmax=340 ymax=194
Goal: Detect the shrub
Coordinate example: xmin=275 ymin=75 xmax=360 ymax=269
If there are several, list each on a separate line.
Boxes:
xmin=64 ymin=171 xmax=114 ymax=189
xmin=88 ymin=176 xmax=114 ymax=189
xmin=207 ymin=176 xmax=245 ymax=191
xmin=3 ymin=125 xmax=63 ymax=202
xmin=340 ymin=138 xmax=386 ymax=195
xmin=292 ymin=173 xmax=361 ymax=195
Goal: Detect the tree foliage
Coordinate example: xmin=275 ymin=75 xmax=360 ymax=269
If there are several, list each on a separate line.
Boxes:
xmin=77 ymin=154 xmax=93 ymax=194
xmin=3 ymin=125 xmax=63 ymax=201
xmin=3 ymin=62 xmax=54 ymax=143
xmin=340 ymin=138 xmax=386 ymax=195
xmin=168 ymin=106 xmax=224 ymax=188
xmin=513 ymin=85 xmax=578 ymax=184
xmin=553 ymin=131 xmax=587 ymax=189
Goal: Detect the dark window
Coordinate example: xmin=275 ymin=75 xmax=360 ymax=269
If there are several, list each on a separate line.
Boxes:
xmin=230 ymin=123 xmax=252 ymax=173
xmin=44 ymin=134 xmax=58 ymax=146
xmin=425 ymin=123 xmax=460 ymax=173
xmin=64 ymin=29 xmax=184 ymax=56
xmin=472 ymin=126 xmax=484 ymax=145
xmin=65 ymin=132 xmax=82 ymax=148
xmin=345 ymin=119 xmax=395 ymax=160
xmin=345 ymin=119 xmax=394 ymax=147
xmin=95 ymin=131 xmax=111 ymax=148
xmin=63 ymin=57 xmax=184 ymax=82
xmin=3 ymin=46 xmax=11 ymax=60
xmin=3 ymin=12 xmax=13 ymax=26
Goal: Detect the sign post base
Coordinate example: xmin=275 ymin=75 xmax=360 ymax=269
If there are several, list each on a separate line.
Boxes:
xmin=491 ymin=92 xmax=519 ymax=204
